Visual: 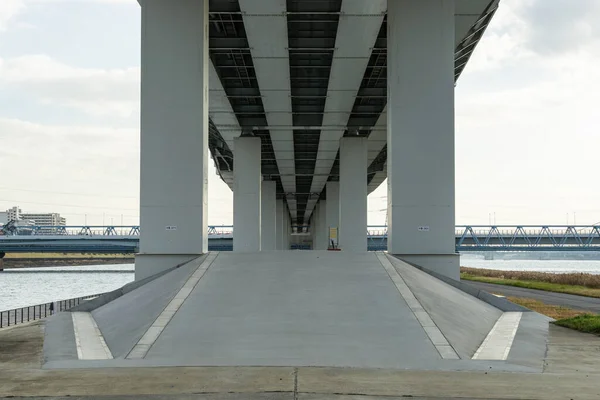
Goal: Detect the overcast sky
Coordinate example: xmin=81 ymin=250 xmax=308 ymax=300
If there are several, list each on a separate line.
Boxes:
xmin=1 ymin=0 xmax=599 ymax=227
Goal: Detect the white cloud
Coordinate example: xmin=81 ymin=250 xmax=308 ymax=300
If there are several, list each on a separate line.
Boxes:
xmin=29 ymin=0 xmax=134 ymax=3
xmin=2 ymin=0 xmax=600 ymax=227
xmin=0 ymin=0 xmax=135 ymax=33
xmin=0 ymin=0 xmax=25 ymax=31
xmin=0 ymin=117 xmax=140 ymax=222
xmin=455 ymin=28 xmax=600 ymax=225
xmin=0 ymin=116 xmax=234 ymax=225
xmin=0 ymin=54 xmax=140 ymax=117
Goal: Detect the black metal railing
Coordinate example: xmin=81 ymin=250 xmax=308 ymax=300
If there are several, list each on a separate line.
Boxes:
xmin=0 ymin=293 xmax=106 ymax=329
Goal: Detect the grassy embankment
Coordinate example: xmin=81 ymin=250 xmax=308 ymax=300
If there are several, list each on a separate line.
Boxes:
xmin=508 ymin=297 xmax=600 ymax=335
xmin=460 ymin=267 xmax=600 ymax=335
xmin=553 ymin=314 xmax=600 ymax=335
xmin=461 ymin=267 xmax=600 ymax=298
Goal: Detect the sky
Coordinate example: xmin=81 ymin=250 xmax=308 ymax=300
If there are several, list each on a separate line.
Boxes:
xmin=1 ymin=0 xmax=600 ymax=227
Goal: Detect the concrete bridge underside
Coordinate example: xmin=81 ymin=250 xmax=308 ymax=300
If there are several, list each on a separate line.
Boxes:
xmin=137 ymin=0 xmax=500 ymax=280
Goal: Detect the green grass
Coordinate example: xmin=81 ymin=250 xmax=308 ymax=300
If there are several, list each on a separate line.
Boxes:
xmin=461 ymin=267 xmax=600 ymax=335
xmin=507 ymin=297 xmax=590 ymax=319
xmin=460 ymin=273 xmax=600 ymax=298
xmin=554 ymin=315 xmax=600 ymax=335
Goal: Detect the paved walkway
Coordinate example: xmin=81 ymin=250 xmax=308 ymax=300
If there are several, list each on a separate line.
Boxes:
xmin=41 ymin=252 xmax=549 ymax=371
xmin=1 ymin=321 xmax=599 ymax=400
xmin=464 ymin=280 xmax=600 ymax=313
xmin=144 ymin=252 xmax=441 ymax=368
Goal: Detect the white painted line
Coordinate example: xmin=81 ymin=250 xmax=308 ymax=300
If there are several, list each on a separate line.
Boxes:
xmin=376 ymin=253 xmax=460 ymax=360
xmin=71 ymin=312 xmax=113 ymax=360
xmin=473 ymin=312 xmax=523 ymax=360
xmin=126 ymin=252 xmax=219 ymax=359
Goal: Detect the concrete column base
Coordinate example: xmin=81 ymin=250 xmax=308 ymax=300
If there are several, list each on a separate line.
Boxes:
xmin=392 ymin=253 xmax=459 ymax=281
xmin=135 ymin=253 xmax=201 ymax=281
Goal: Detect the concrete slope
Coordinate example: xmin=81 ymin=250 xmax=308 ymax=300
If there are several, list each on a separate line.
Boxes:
xmin=143 ymin=251 xmax=441 ymax=368
xmin=92 ymin=256 xmax=204 ymax=358
xmin=41 ymin=251 xmax=552 ymax=372
xmin=386 ymin=254 xmax=503 ymax=359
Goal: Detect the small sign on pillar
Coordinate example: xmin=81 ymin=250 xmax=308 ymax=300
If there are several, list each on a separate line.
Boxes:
xmin=328 ymin=227 xmax=340 ymax=251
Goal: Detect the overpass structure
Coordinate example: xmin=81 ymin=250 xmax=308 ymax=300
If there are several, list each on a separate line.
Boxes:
xmin=137 ymin=0 xmax=500 ymax=280
xmin=3 ymin=225 xmax=600 ymax=253
xmin=34 ymin=1 xmax=561 ymax=374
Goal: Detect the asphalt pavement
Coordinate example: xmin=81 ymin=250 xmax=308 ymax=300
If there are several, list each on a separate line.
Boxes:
xmin=463 ymin=280 xmax=600 ymax=313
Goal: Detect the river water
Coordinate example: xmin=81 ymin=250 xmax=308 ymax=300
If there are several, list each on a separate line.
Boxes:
xmin=2 ymin=256 xmax=600 ymax=311
xmin=0 ymin=264 xmax=135 ymax=311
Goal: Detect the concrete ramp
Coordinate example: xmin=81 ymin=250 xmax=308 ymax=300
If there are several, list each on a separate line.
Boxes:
xmin=385 ymin=254 xmax=502 ymax=358
xmin=141 ymin=251 xmax=441 ymax=368
xmin=43 ymin=251 xmax=549 ymax=372
xmin=91 ymin=256 xmax=204 ymax=358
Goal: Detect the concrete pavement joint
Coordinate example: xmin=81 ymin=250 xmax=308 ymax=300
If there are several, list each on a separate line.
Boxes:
xmin=126 ymin=252 xmax=220 ymax=359
xmin=294 ymin=368 xmax=298 ymax=400
xmin=376 ymin=253 xmax=459 ymax=360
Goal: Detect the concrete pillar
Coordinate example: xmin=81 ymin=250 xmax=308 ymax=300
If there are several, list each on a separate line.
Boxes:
xmin=283 ymin=211 xmax=289 ymax=250
xmin=312 ymin=203 xmax=322 ymax=250
xmin=289 ymin=213 xmax=292 ymax=249
xmin=261 ymin=181 xmax=276 ymax=251
xmin=136 ymin=0 xmax=208 ymax=280
xmin=314 ymin=201 xmax=327 ymax=250
xmin=387 ymin=0 xmax=458 ymax=279
xmin=309 ymin=213 xmax=316 ymax=249
xmin=312 ymin=204 xmax=319 ymax=249
xmin=326 ymin=182 xmax=339 ymax=249
xmin=339 ymin=137 xmax=368 ymax=251
xmin=313 ymin=204 xmax=320 ymax=250
xmin=276 ymin=199 xmax=284 ymax=250
xmin=233 ymin=136 xmax=261 ymax=252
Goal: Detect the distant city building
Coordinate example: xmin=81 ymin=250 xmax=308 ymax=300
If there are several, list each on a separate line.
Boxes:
xmin=20 ymin=213 xmax=66 ymax=227
xmin=6 ymin=206 xmax=21 ymax=221
xmin=2 ymin=206 xmax=66 ymax=233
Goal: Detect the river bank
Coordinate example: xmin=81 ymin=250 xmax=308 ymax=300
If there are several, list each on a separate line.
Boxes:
xmin=460 ymin=266 xmax=600 ymax=298
xmin=0 ymin=254 xmax=134 ymax=269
